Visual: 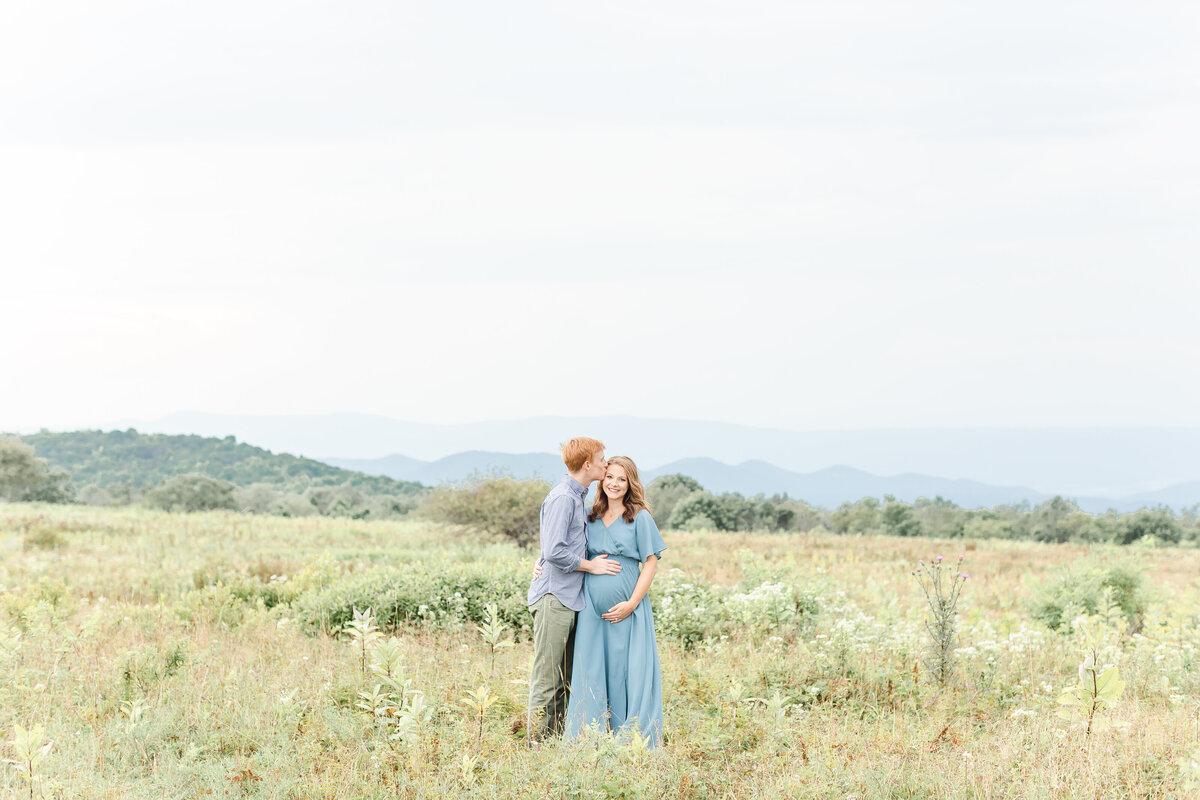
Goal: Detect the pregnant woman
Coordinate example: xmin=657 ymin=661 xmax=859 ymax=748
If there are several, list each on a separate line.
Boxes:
xmin=564 ymin=455 xmax=667 ymax=747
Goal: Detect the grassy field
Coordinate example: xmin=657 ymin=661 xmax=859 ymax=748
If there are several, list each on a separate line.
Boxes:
xmin=1 ymin=504 xmax=1198 ymax=799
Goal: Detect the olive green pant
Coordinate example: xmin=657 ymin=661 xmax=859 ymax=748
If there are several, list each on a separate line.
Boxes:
xmin=527 ymin=593 xmax=577 ymax=741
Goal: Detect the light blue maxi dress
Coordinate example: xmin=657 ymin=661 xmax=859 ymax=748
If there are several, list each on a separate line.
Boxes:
xmin=564 ymin=508 xmax=668 ymax=747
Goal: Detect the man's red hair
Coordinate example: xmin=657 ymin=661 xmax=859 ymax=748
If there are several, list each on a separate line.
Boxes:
xmin=561 ymin=437 xmax=605 ymax=472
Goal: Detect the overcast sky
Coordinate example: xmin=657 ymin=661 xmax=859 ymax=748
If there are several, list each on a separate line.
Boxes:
xmin=3 ymin=0 xmax=1198 ymax=433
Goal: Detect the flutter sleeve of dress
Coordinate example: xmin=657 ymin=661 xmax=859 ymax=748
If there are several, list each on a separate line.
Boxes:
xmin=634 ymin=509 xmax=667 ymax=562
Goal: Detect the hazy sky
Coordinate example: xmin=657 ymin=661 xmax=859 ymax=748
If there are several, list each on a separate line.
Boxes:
xmin=3 ymin=1 xmax=1198 ymax=432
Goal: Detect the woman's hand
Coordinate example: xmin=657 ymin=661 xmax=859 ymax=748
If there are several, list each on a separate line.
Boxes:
xmin=602 ymin=600 xmax=636 ymax=623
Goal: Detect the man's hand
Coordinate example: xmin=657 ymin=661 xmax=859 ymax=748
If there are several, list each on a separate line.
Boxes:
xmin=601 ymin=600 xmax=636 ymax=623
xmin=581 ymin=555 xmax=621 ymax=575
xmin=532 ymin=560 xmax=544 ymax=579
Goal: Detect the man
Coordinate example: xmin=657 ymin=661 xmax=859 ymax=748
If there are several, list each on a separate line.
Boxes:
xmin=526 ymin=436 xmax=621 ymax=742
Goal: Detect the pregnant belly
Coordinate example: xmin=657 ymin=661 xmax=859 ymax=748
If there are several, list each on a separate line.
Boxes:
xmin=584 ymin=557 xmax=639 ymax=610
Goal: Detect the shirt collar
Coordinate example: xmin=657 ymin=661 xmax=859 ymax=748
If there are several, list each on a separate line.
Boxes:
xmin=561 ymin=474 xmax=588 ymax=497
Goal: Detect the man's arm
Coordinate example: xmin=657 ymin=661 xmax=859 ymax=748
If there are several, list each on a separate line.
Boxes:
xmin=539 ymin=496 xmax=621 ymax=576
xmin=541 ymin=496 xmax=584 ymax=573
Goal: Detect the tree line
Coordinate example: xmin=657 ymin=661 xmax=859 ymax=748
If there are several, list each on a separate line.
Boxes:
xmin=421 ymin=473 xmax=1200 ymax=547
xmin=4 ymin=433 xmax=1197 ymax=544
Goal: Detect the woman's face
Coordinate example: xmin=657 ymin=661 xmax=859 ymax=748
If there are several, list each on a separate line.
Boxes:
xmin=602 ymin=463 xmax=628 ymax=501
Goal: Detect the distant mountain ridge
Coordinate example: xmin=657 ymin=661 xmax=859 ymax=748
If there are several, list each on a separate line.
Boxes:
xmin=322 ymin=451 xmax=1200 ymax=513
xmin=121 ymin=412 xmax=1200 ymax=498
xmin=326 ymin=451 xmax=565 ymax=485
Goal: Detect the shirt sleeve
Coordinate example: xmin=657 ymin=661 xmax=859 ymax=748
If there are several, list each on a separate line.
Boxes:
xmin=542 ymin=495 xmax=582 ymax=573
xmin=634 ymin=509 xmax=667 ymax=562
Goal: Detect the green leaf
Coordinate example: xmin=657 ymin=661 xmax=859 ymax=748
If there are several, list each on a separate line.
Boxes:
xmin=1095 ymin=666 xmax=1118 ymax=694
xmin=1098 ymin=677 xmax=1125 ymax=703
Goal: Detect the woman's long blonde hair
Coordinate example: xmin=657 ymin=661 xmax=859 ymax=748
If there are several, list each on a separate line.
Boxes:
xmin=589 ymin=455 xmax=652 ymax=524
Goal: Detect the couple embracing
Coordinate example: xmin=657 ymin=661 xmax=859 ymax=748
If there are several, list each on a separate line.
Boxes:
xmin=526 ymin=437 xmax=667 ymax=747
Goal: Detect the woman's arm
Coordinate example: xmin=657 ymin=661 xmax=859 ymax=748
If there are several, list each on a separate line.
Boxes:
xmin=601 ymin=555 xmax=658 ymax=623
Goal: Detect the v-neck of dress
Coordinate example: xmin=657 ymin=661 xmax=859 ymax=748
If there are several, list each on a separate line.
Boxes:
xmin=600 ymin=512 xmax=625 ymax=529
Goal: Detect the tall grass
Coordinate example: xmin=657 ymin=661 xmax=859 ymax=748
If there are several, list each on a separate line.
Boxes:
xmin=0 ymin=504 xmax=1197 ymax=798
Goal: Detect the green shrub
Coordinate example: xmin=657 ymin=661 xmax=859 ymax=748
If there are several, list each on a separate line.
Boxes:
xmin=653 ymin=570 xmax=724 ymax=649
xmin=291 ymin=558 xmax=530 ymax=635
xmin=22 ymin=524 xmax=65 ymax=550
xmin=1116 ymin=507 xmax=1184 ymax=545
xmin=419 ymin=475 xmax=548 ymax=546
xmin=145 ymin=474 xmax=237 ymax=513
xmin=174 ymin=583 xmax=251 ymax=628
xmin=1031 ymin=562 xmax=1147 ymax=632
xmin=119 ymin=642 xmax=188 ymax=698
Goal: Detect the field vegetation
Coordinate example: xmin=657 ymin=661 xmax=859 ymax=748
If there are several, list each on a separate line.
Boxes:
xmin=1 ymin=503 xmax=1197 ymax=799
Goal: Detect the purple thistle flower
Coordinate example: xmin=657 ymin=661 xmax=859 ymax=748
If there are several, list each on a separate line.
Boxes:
xmin=960 ymin=573 xmax=969 ymax=579
xmin=935 ymin=555 xmax=944 ymax=562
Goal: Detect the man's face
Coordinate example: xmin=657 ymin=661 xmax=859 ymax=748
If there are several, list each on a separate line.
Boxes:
xmin=584 ymin=451 xmax=607 ymax=483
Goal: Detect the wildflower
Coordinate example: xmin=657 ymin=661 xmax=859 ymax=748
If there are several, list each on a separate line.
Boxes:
xmin=961 ymin=573 xmax=969 ymax=579
xmin=935 ymin=555 xmax=944 ymax=562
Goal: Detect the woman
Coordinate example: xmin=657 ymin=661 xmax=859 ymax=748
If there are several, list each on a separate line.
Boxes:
xmin=563 ymin=455 xmax=667 ymax=747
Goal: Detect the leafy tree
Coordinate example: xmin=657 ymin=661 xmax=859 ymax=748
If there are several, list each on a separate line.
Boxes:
xmin=146 ymin=474 xmax=237 ymax=512
xmin=771 ymin=504 xmax=797 ymax=530
xmin=646 ymin=474 xmax=704 ymax=528
xmin=757 ymin=494 xmax=796 ymax=531
xmin=668 ymin=491 xmax=729 ymax=531
xmin=962 ymin=516 xmax=1017 ymax=539
xmin=307 ymin=485 xmax=369 ymax=518
xmin=420 ymin=474 xmax=549 ymax=546
xmin=715 ymin=493 xmax=757 ymax=532
xmin=20 ymin=468 xmax=75 ymax=503
xmin=780 ymin=498 xmax=827 ymax=532
xmin=1115 ymin=507 xmax=1183 ymax=545
xmin=831 ymin=497 xmax=880 ymax=534
xmin=1031 ymin=496 xmax=1079 ymax=544
xmin=0 ymin=437 xmax=45 ymax=499
xmin=881 ymin=495 xmax=921 ymax=537
xmin=913 ymin=496 xmax=965 ymax=538
xmin=0 ymin=437 xmax=74 ymax=503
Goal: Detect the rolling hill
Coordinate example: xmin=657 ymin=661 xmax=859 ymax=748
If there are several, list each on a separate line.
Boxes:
xmin=19 ymin=429 xmax=425 ymax=497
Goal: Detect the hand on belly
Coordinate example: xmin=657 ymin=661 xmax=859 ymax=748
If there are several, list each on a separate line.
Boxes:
xmin=585 ymin=570 xmax=636 ymax=612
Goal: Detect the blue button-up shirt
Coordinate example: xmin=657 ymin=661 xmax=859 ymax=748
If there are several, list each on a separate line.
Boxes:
xmin=527 ymin=475 xmax=589 ymax=612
